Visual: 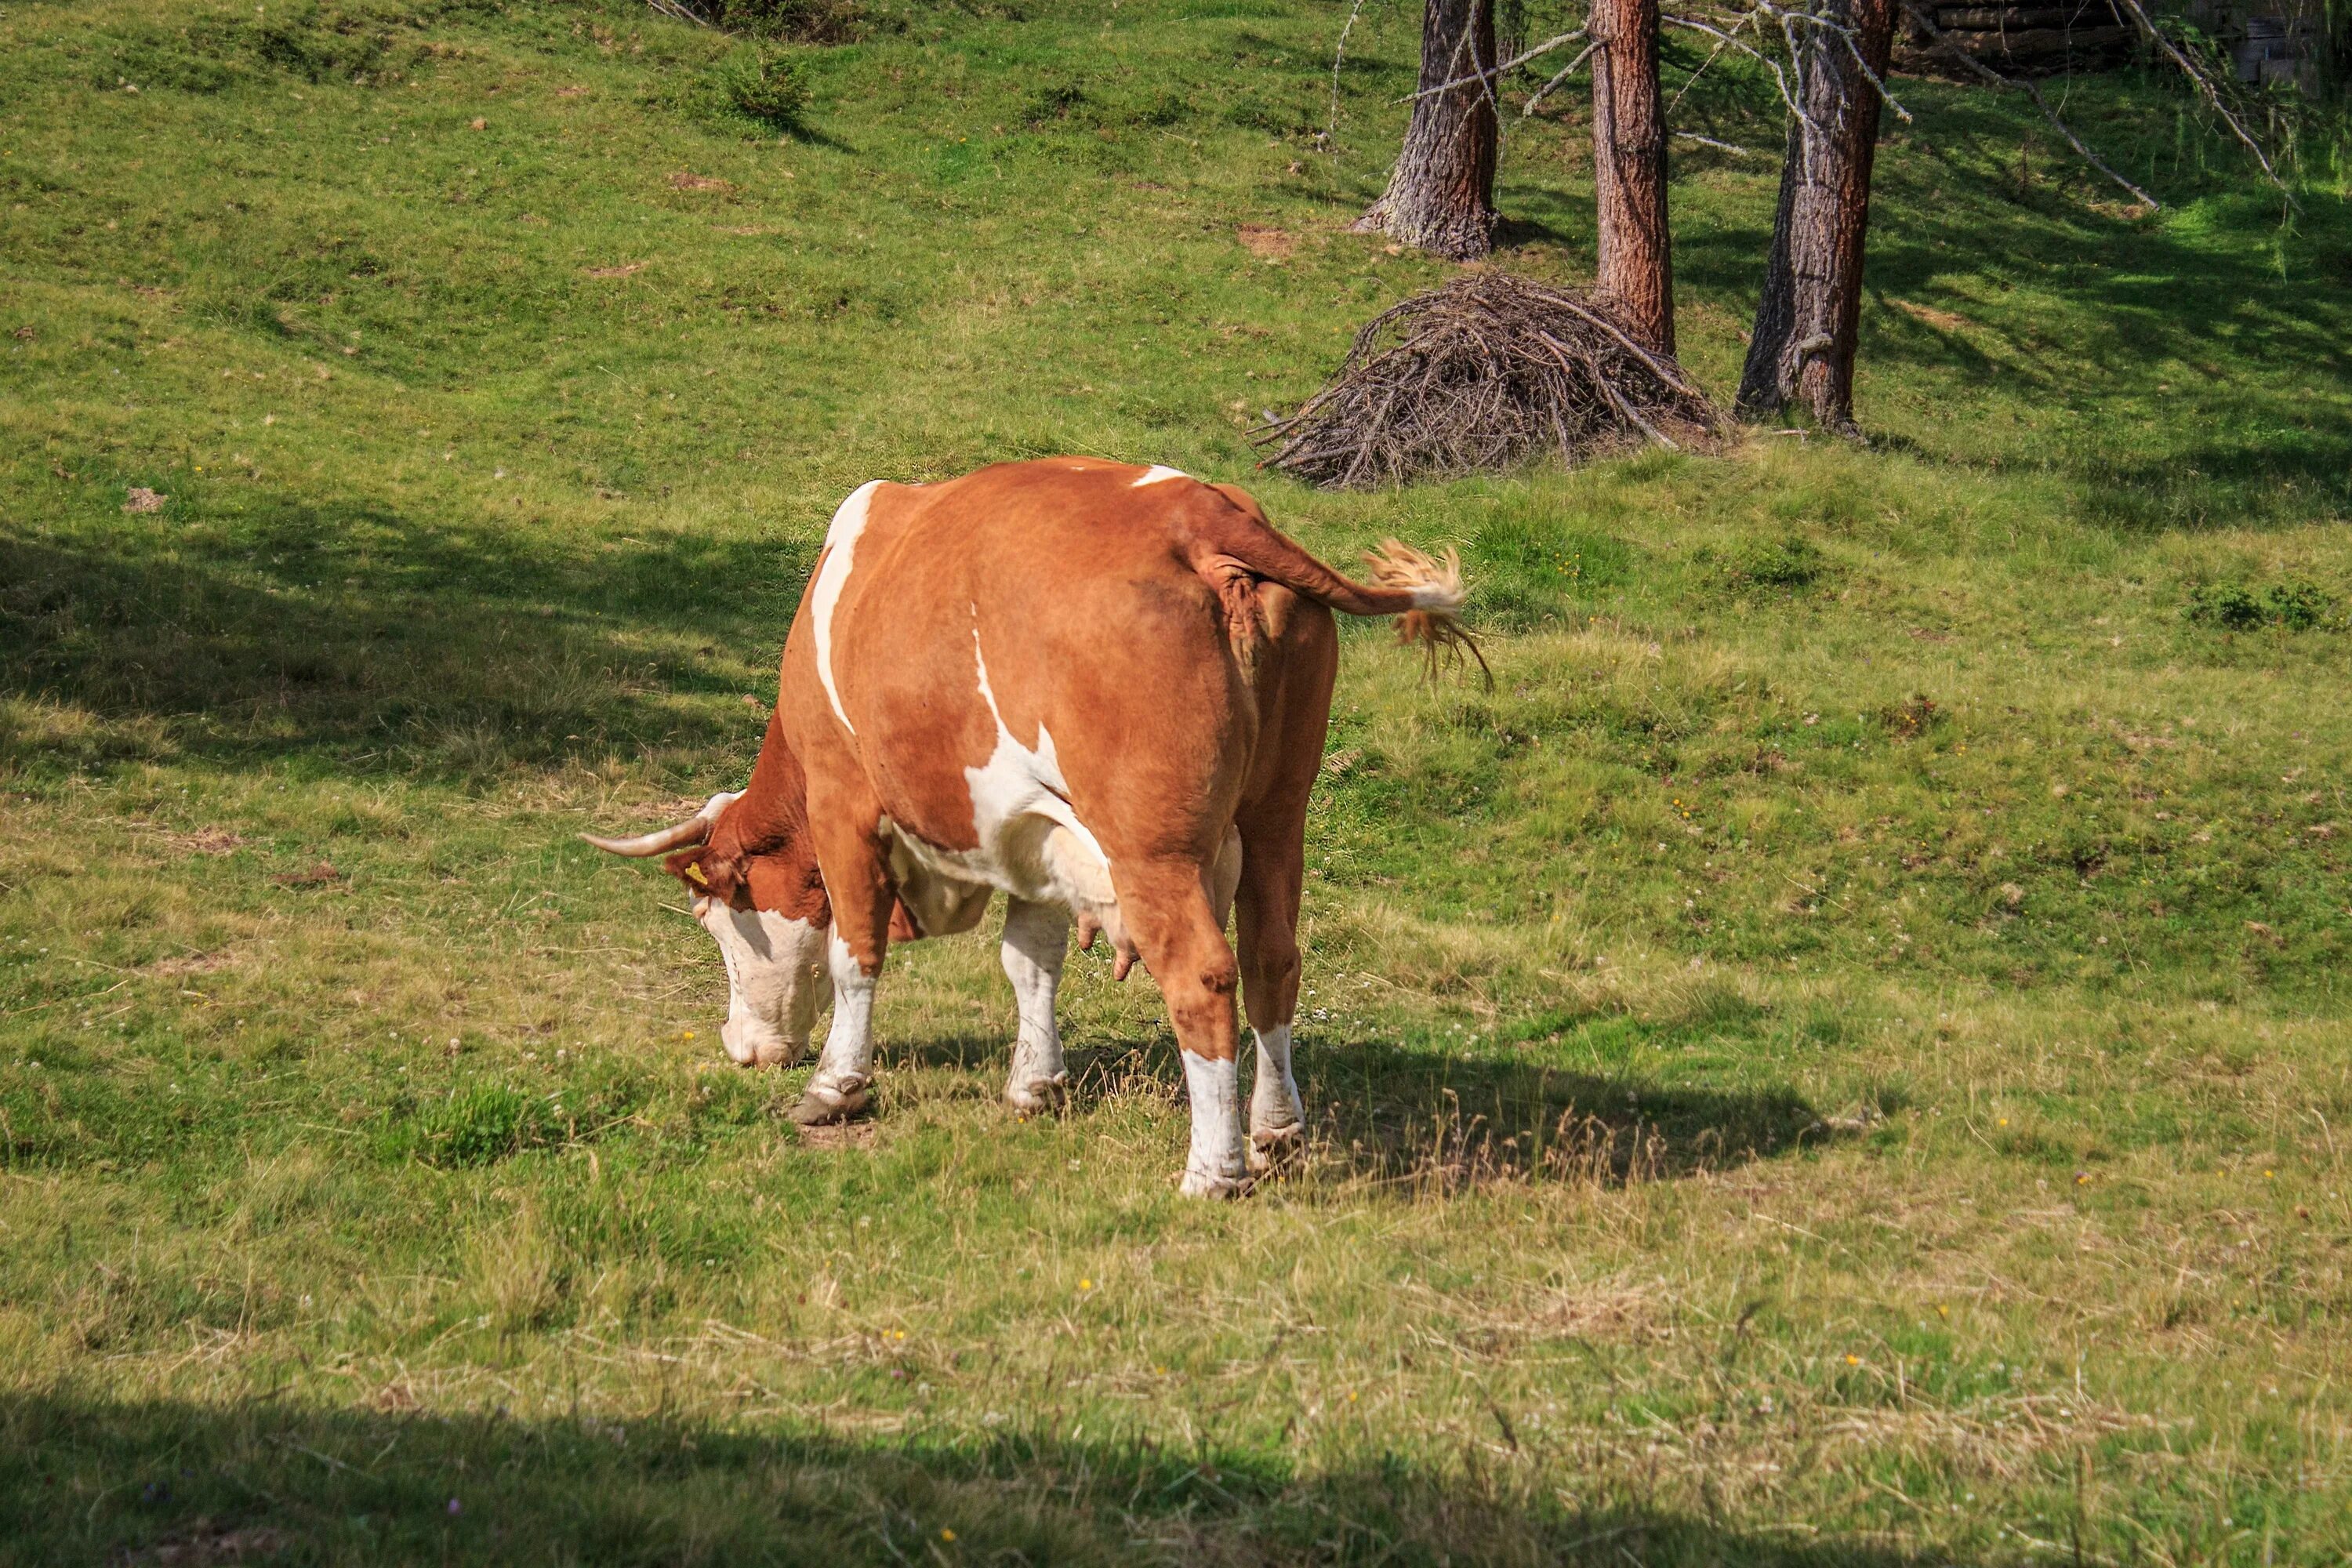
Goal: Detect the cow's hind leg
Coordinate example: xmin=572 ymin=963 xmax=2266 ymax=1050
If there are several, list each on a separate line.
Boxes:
xmin=1001 ymin=898 xmax=1071 ymax=1113
xmin=795 ymin=811 xmax=895 ymax=1127
xmin=1235 ymin=811 xmax=1308 ymax=1177
xmin=1121 ymin=860 xmax=1247 ymax=1198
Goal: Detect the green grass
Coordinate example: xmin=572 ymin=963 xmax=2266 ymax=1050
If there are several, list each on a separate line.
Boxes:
xmin=5 ymin=0 xmax=2352 ymax=1562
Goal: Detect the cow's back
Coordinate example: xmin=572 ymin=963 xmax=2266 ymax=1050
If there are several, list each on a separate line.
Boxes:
xmin=781 ymin=459 xmax=1308 ymax=873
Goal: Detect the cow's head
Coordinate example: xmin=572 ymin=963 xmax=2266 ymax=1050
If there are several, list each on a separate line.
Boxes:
xmin=583 ymin=789 xmax=833 ymax=1068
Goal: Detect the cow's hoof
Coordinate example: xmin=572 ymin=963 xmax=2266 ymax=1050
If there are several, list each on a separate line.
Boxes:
xmin=1247 ymin=1123 xmax=1305 ymax=1177
xmin=1004 ymin=1072 xmax=1069 ymax=1115
xmin=1178 ymin=1167 xmax=1253 ymax=1200
xmin=751 ymin=1041 xmax=802 ymax=1069
xmin=791 ymin=1075 xmax=871 ymax=1126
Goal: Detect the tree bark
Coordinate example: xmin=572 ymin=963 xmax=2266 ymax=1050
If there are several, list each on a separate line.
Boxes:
xmin=1735 ymin=0 xmax=1896 ymax=432
xmin=1590 ymin=0 xmax=1675 ymax=355
xmin=1359 ymin=0 xmax=1497 ymax=260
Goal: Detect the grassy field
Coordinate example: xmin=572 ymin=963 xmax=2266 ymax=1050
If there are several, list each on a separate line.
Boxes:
xmin=5 ymin=0 xmax=2352 ymax=1561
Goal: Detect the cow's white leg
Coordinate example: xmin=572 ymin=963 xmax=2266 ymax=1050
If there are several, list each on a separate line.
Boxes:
xmin=793 ymin=930 xmax=876 ymax=1124
xmin=1115 ymin=858 xmax=1248 ymax=1197
xmin=1180 ymin=1050 xmax=1249 ymax=1198
xmin=1247 ymin=1023 xmax=1305 ymax=1173
xmin=1000 ymin=898 xmax=1071 ymax=1113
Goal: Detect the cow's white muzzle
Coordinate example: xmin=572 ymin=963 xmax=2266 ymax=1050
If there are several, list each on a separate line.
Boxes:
xmin=692 ymin=895 xmax=833 ymax=1067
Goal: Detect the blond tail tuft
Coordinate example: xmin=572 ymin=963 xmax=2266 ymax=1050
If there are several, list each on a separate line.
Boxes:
xmin=1363 ymin=539 xmax=1490 ymax=687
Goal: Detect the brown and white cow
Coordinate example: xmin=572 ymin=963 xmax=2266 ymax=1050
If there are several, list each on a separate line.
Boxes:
xmin=586 ymin=458 xmax=1471 ymax=1196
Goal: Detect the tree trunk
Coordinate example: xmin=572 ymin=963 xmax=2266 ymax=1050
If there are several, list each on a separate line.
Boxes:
xmin=1590 ymin=0 xmax=1675 ymax=355
xmin=1359 ymin=0 xmax=1497 ymax=261
xmin=1735 ymin=0 xmax=1896 ymax=432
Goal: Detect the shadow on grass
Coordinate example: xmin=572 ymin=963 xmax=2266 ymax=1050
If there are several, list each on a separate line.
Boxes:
xmin=1 ymin=1390 xmax=1936 ymax=1566
xmin=888 ymin=1004 xmax=1831 ymax=1192
xmin=1294 ymin=1034 xmax=1831 ymax=1190
xmin=0 ymin=487 xmax=815 ymax=779
xmin=1661 ymin=77 xmax=2352 ymax=527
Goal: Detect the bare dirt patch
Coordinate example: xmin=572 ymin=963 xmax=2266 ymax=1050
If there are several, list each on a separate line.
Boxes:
xmin=140 ymin=824 xmax=249 ymax=855
xmin=669 ymin=171 xmax=735 ymax=194
xmin=1889 ymin=298 xmax=1973 ymax=333
xmin=797 ymin=1120 xmax=879 ymax=1149
xmin=1236 ymin=224 xmax=1297 ymax=262
xmin=585 ymin=263 xmax=648 ymax=279
xmin=1537 ymin=1279 xmax=1672 ymax=1341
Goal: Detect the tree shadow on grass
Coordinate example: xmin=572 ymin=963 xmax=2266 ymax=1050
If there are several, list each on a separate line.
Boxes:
xmin=884 ymin=985 xmax=1837 ymax=1192
xmin=1665 ymin=78 xmax=2352 ymax=528
xmin=0 ymin=487 xmax=815 ymax=780
xmin=0 ymin=1389 xmax=1943 ymax=1567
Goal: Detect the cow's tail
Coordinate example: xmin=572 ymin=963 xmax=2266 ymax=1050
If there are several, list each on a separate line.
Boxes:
xmin=1191 ymin=503 xmax=1489 ymax=685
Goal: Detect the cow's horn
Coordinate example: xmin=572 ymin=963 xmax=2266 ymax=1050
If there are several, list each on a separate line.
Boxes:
xmin=580 ymin=789 xmax=741 ymax=857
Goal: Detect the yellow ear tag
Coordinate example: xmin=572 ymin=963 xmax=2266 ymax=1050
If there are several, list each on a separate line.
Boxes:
xmin=684 ymin=862 xmax=708 ymax=886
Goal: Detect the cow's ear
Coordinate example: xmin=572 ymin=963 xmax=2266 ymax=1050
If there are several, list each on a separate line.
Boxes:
xmin=665 ymin=844 xmax=747 ymax=906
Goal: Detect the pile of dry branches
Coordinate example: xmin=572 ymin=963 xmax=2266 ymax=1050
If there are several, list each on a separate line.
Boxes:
xmin=1250 ymin=272 xmax=1719 ymax=489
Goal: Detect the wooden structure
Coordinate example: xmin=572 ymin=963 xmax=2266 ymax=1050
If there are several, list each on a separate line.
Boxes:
xmin=1898 ymin=0 xmax=2132 ymax=71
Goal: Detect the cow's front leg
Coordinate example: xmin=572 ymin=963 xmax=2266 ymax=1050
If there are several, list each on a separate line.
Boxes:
xmin=793 ymin=930 xmax=877 ymax=1124
xmin=1000 ymin=898 xmax=1071 ymax=1113
xmin=793 ymin=809 xmax=895 ymax=1127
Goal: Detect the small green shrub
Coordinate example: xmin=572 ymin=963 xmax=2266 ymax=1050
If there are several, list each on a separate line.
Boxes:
xmin=2187 ymin=581 xmax=2265 ymax=629
xmin=2187 ymin=579 xmax=2332 ymax=631
xmin=2265 ymin=579 xmax=2332 ymax=630
xmin=708 ymin=44 xmax=811 ymax=130
xmin=1020 ymin=83 xmax=1092 ymax=128
xmin=1726 ymin=535 xmax=1823 ymax=588
xmin=412 ymin=1083 xmax=560 ymax=1167
xmin=1877 ymin=691 xmax=1939 ymax=741
xmin=1127 ymin=92 xmax=1191 ymax=129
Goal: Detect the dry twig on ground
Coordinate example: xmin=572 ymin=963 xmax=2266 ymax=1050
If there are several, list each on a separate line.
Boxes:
xmin=1250 ymin=272 xmax=1719 ymax=490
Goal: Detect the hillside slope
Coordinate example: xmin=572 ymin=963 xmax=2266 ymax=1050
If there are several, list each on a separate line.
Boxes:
xmin=3 ymin=2 xmax=2351 ymax=1562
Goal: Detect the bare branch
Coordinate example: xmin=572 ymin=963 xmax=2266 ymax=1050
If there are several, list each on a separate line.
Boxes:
xmin=1900 ymin=0 xmax=2159 ymax=208
xmin=1665 ymin=21 xmax=1740 ymax=114
xmin=1416 ymin=20 xmax=1512 ymax=141
xmin=1831 ymin=16 xmax=1911 ymax=122
xmin=1675 ymin=130 xmax=1761 ymax=155
xmin=1253 ymin=274 xmax=1719 ymax=488
xmin=1327 ymin=0 xmax=1373 ymax=144
xmin=647 ymin=0 xmax=716 ymax=24
xmin=2109 ymin=0 xmax=2298 ymax=206
xmin=1401 ymin=25 xmax=1592 ymax=102
xmin=1663 ymin=11 xmax=1810 ymax=137
xmin=1520 ymin=41 xmax=1600 ymax=115
xmin=2014 ymin=73 xmax=2157 ymax=205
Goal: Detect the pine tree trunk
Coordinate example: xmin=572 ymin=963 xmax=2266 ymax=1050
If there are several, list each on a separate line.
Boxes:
xmin=1735 ymin=0 xmax=1896 ymax=432
xmin=1359 ymin=0 xmax=1498 ymax=261
xmin=1590 ymin=0 xmax=1675 ymax=355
